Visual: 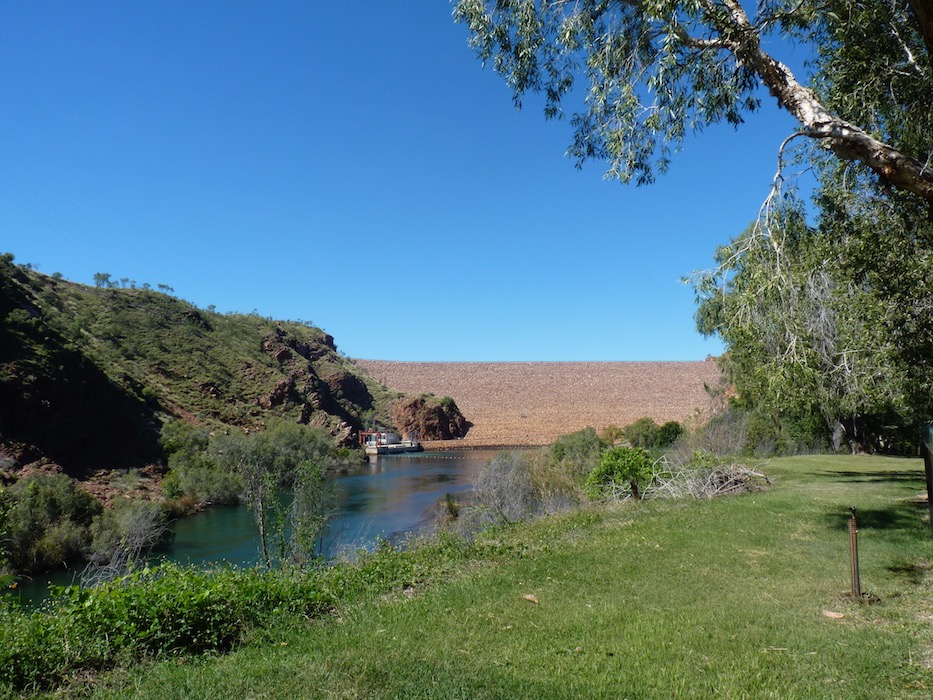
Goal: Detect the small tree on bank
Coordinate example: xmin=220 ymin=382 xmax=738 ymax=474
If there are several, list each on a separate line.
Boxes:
xmin=209 ymin=421 xmax=335 ymax=568
xmin=585 ymin=447 xmax=654 ymax=500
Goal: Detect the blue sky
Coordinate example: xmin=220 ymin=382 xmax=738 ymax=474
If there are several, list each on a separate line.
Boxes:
xmin=1 ymin=2 xmax=808 ymax=361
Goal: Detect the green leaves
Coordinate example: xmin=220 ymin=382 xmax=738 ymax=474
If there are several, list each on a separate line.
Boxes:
xmin=209 ymin=421 xmax=336 ymax=569
xmin=0 ymin=534 xmax=483 ymax=695
xmin=0 ymin=562 xmax=339 ymax=692
xmin=584 ymin=446 xmax=653 ymax=499
xmin=693 ymin=187 xmax=931 ymax=452
xmin=454 ymin=0 xmax=764 ymax=184
xmin=4 ymin=473 xmax=102 ymax=574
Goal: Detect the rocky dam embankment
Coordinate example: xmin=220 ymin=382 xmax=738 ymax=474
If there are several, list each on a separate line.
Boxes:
xmin=356 ymin=360 xmax=723 ymax=448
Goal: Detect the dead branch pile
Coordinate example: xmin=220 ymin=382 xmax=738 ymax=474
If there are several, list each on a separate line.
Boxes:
xmin=80 ymin=503 xmax=169 ymax=587
xmin=643 ymin=457 xmax=771 ymax=501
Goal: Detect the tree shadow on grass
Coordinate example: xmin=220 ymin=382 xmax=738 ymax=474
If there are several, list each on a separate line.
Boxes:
xmin=824 ymin=500 xmax=929 ymax=533
xmin=817 ymin=470 xmax=926 ymax=485
xmin=886 ymin=559 xmax=932 ymax=585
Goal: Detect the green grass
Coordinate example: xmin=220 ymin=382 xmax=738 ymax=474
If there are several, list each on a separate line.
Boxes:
xmin=61 ymin=456 xmax=933 ymax=697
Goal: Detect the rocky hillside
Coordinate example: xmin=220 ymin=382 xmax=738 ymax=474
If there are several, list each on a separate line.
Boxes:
xmin=0 ymin=256 xmax=467 ymax=477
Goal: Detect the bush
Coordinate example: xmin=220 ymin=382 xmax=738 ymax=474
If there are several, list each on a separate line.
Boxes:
xmin=656 ymin=421 xmax=684 ymax=447
xmin=0 ymin=487 xmax=10 ymax=585
xmin=0 ymin=535 xmax=478 ymax=695
xmin=622 ymin=417 xmax=660 ymax=449
xmin=671 ymin=408 xmax=748 ymax=459
xmin=5 ymin=474 xmax=102 ymax=574
xmin=0 ymin=562 xmax=335 ymax=693
xmin=522 ymin=448 xmax=585 ymax=513
xmin=598 ymin=424 xmax=625 ymax=446
xmin=84 ymin=501 xmax=173 ymax=585
xmin=160 ymin=420 xmax=241 ymax=505
xmin=473 ymin=452 xmax=536 ymax=525
xmin=163 ymin=464 xmax=242 ymax=505
xmin=209 ymin=421 xmax=336 ymax=569
xmin=677 ymin=405 xmax=828 ymax=459
xmin=550 ymin=427 xmax=606 ymax=477
xmin=584 ymin=446 xmax=653 ymax=500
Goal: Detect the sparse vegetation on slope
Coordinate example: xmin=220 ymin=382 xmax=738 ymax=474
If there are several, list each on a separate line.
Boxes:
xmin=0 ymin=256 xmax=468 ymax=476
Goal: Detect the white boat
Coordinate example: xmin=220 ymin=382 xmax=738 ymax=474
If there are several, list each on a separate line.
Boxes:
xmin=359 ymin=430 xmax=422 ymax=455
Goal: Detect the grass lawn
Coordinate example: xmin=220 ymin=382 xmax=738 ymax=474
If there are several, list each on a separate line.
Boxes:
xmin=88 ymin=455 xmax=933 ymax=699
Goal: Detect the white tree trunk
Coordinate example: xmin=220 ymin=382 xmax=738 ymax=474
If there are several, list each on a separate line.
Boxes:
xmin=717 ymin=0 xmax=933 ymax=205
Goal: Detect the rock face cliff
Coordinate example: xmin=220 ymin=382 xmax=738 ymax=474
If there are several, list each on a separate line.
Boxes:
xmin=0 ymin=258 xmax=469 ymax=476
xmin=390 ymin=395 xmax=472 ymax=441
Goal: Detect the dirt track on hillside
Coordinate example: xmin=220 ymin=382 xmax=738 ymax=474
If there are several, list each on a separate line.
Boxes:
xmin=356 ymin=360 xmax=722 ymax=448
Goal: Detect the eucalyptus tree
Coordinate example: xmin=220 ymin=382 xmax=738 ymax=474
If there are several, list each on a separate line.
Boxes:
xmin=694 ymin=200 xmax=927 ymax=451
xmin=453 ymin=0 xmax=933 ymax=205
xmin=687 ymin=0 xmax=933 ymax=449
xmin=454 ymin=0 xmax=933 ymax=449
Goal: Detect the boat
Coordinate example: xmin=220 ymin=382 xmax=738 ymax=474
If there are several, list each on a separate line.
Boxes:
xmin=359 ymin=430 xmax=422 ymax=456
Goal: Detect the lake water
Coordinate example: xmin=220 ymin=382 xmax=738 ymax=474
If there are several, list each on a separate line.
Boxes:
xmin=171 ymin=449 xmax=498 ymax=565
xmin=10 ymin=450 xmax=499 ymax=603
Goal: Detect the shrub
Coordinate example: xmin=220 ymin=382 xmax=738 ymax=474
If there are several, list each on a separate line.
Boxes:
xmin=584 ymin=446 xmax=653 ymax=500
xmin=0 ymin=535 xmax=478 ymax=695
xmin=473 ymin=452 xmax=536 ymax=524
xmin=84 ymin=501 xmax=173 ymax=585
xmin=160 ymin=420 xmax=241 ymax=505
xmin=671 ymin=408 xmax=749 ymax=458
xmin=522 ymin=448 xmax=585 ymax=513
xmin=0 ymin=487 xmax=11 ymax=585
xmin=550 ymin=427 xmax=606 ymax=477
xmin=598 ymin=424 xmax=625 ymax=446
xmin=622 ymin=417 xmax=660 ymax=449
xmin=209 ymin=421 xmax=336 ymax=568
xmin=160 ymin=419 xmax=210 ymax=463
xmin=5 ymin=474 xmax=102 ymax=574
xmin=656 ymin=420 xmax=684 ymax=447
xmin=163 ymin=464 xmax=242 ymax=505
xmin=0 ymin=562 xmax=335 ymax=693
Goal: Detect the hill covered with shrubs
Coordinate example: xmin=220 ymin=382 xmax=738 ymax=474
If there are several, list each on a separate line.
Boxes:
xmin=0 ymin=254 xmax=467 ymax=478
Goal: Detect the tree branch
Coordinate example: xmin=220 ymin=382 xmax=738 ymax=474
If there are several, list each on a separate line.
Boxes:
xmin=715 ymin=0 xmax=933 ymax=206
xmin=907 ymin=0 xmax=933 ymax=66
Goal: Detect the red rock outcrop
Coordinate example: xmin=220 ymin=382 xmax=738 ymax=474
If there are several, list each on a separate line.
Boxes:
xmin=390 ymin=395 xmax=471 ymax=441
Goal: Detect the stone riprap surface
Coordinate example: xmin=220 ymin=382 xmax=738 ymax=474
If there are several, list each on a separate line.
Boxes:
xmin=355 ymin=360 xmax=722 ymax=448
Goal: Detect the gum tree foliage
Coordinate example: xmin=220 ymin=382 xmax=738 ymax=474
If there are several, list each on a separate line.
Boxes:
xmin=455 ymin=1 xmax=933 ymax=447
xmin=453 ymin=0 xmax=933 ymax=205
xmin=694 ymin=201 xmax=928 ymax=451
xmin=690 ymin=0 xmax=933 ymax=450
xmin=700 ymin=195 xmax=932 ymax=451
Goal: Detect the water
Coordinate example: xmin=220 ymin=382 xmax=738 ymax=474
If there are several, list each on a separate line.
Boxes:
xmin=9 ymin=450 xmax=498 ymax=603
xmin=171 ymin=449 xmax=495 ymax=565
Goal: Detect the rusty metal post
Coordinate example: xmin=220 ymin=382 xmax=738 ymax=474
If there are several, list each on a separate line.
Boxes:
xmin=848 ymin=507 xmax=861 ymax=599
